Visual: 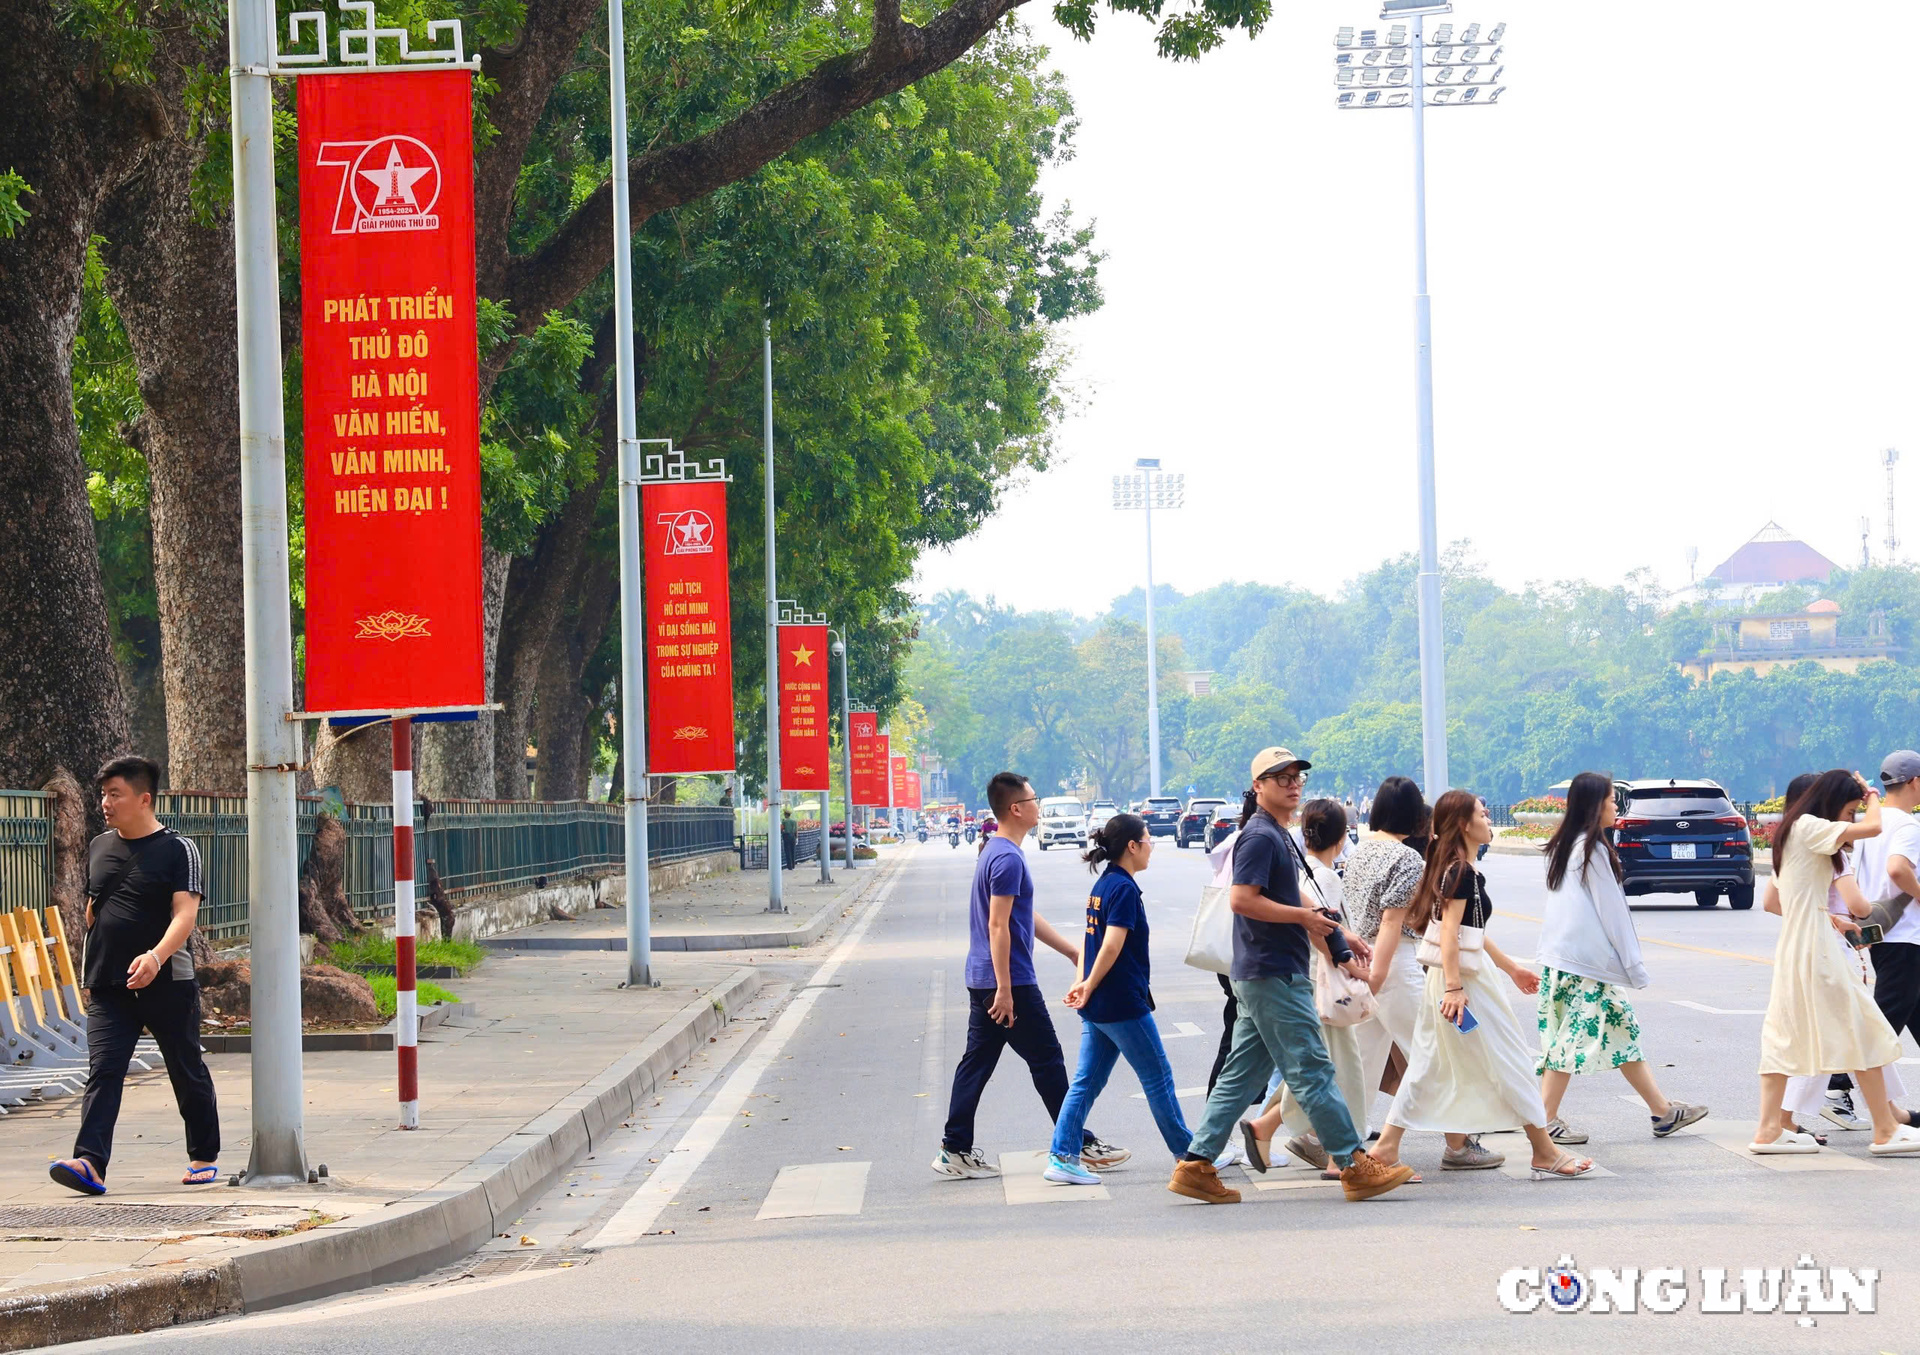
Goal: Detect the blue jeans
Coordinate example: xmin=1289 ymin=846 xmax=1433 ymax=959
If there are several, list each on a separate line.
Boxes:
xmin=1186 ymin=974 xmax=1363 ymax=1165
xmin=1050 ymin=1013 xmax=1192 ymax=1160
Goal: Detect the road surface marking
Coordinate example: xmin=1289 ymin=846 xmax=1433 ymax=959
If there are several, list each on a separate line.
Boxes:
xmin=1672 ymin=999 xmax=1768 ymax=1015
xmin=1130 ymin=1085 xmax=1207 ymax=1100
xmin=999 ymin=1149 xmax=1109 ymax=1203
xmin=585 ymin=866 xmax=902 ymax=1249
xmin=757 ymin=1162 xmax=871 ymax=1219
xmin=917 ymin=967 xmax=947 ymax=1145
xmin=1671 ymin=1118 xmax=1879 ymax=1172
xmin=1162 ymin=1021 xmax=1206 ymax=1039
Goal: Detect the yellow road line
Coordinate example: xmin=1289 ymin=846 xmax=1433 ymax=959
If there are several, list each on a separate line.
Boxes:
xmin=1499 ymin=909 xmax=1774 ymax=967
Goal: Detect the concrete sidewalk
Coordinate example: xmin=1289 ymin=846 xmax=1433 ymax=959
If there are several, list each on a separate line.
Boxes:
xmin=0 ymin=847 xmax=907 ymax=1349
xmin=486 ymin=850 xmax=893 ymax=952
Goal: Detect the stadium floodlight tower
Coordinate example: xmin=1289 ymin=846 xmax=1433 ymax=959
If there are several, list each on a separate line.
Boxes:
xmin=1112 ymin=460 xmax=1183 ymax=798
xmin=1336 ymin=2 xmax=1505 ymax=796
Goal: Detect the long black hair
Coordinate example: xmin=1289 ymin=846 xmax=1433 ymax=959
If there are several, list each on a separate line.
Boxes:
xmin=1084 ymin=812 xmax=1148 ymax=872
xmin=1545 ymin=771 xmax=1621 ymax=890
xmin=1774 ymin=769 xmax=1866 ymax=875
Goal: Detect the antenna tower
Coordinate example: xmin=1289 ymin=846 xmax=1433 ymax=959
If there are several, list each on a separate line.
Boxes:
xmin=1886 ymin=448 xmax=1902 ymax=563
xmin=1862 ymin=516 xmax=1873 ymax=569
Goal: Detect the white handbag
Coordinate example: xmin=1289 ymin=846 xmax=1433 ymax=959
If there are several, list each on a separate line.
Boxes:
xmin=1186 ymin=884 xmax=1236 ymax=976
xmin=1415 ymin=867 xmax=1486 ymax=974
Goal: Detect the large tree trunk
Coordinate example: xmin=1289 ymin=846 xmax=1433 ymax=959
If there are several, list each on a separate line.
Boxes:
xmin=98 ymin=121 xmax=246 ymax=794
xmin=491 ymin=410 xmax=616 ymax=798
xmin=533 ymin=554 xmax=617 ymax=801
xmin=418 ymin=544 xmax=513 ymax=799
xmin=0 ymin=9 xmax=165 ymax=797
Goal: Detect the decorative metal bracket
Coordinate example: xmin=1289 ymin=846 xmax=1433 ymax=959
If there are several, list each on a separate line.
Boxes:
xmin=776 ymin=598 xmax=827 ymax=626
xmin=270 ymin=2 xmax=483 ymax=75
xmin=639 ymin=440 xmax=731 ymax=485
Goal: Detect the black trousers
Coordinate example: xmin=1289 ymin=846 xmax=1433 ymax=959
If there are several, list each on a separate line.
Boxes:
xmin=74 ymin=980 xmax=220 ymax=1174
xmin=1873 ymin=942 xmax=1920 ymax=1047
xmin=942 ymin=984 xmax=1095 ymax=1154
xmin=1207 ymin=972 xmax=1237 ymax=1096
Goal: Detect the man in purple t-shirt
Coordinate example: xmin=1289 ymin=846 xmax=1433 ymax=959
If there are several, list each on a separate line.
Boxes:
xmin=933 ymin=772 xmax=1130 ymax=1179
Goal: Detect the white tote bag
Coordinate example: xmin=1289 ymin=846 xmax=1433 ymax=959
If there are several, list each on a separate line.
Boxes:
xmin=1185 ymin=831 xmax=1239 ymax=975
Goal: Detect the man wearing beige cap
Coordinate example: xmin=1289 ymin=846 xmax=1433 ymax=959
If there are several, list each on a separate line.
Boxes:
xmin=1168 ymin=747 xmax=1416 ymax=1204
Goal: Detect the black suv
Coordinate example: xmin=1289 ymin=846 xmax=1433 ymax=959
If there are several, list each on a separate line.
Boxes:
xmin=1141 ymin=797 xmax=1183 ymax=837
xmin=1613 ymin=779 xmax=1754 ymax=909
xmin=1176 ymin=798 xmax=1227 ymax=848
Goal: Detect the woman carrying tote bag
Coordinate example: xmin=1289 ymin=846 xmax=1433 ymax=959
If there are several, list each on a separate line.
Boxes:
xmin=1536 ymin=772 xmax=1709 ymax=1145
xmin=1371 ymin=791 xmax=1598 ymax=1181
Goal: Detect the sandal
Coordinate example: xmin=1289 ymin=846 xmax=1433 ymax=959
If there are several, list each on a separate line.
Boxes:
xmin=50 ymin=1158 xmax=106 ymax=1196
xmin=1529 ymin=1152 xmax=1597 ymax=1181
xmin=182 ymin=1164 xmax=219 ymax=1185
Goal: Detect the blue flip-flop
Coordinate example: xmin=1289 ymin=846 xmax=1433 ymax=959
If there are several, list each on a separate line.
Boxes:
xmin=182 ymin=1164 xmax=218 ymax=1185
xmin=49 ymin=1159 xmax=106 ymax=1196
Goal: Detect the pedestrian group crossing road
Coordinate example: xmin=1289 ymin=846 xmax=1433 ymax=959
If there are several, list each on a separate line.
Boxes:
xmin=79 ymin=839 xmax=1920 ymax=1354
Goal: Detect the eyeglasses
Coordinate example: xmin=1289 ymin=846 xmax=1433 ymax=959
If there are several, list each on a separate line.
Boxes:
xmin=1008 ymin=796 xmax=1037 ymax=808
xmin=1261 ymin=771 xmax=1309 ymax=788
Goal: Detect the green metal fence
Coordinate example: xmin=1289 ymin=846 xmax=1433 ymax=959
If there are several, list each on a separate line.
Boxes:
xmin=0 ymin=791 xmax=733 ymax=942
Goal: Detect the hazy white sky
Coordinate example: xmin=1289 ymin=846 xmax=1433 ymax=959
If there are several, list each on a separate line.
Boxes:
xmin=910 ymin=0 xmax=1920 ymax=617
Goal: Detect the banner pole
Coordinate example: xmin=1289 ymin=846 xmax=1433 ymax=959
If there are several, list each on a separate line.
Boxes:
xmin=609 ymin=0 xmax=655 ymax=984
xmin=230 ymin=0 xmax=307 ymax=1186
xmin=392 ymin=718 xmax=419 ymax=1127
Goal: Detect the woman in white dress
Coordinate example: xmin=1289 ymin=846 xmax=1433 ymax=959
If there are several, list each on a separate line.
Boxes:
xmin=1754 ymin=769 xmax=1920 ymax=1154
xmin=1370 ymin=790 xmax=1597 ymax=1180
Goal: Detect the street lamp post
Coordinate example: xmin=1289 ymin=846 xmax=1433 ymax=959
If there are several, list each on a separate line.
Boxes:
xmin=1111 ymin=460 xmax=1183 ymax=799
xmin=829 ymin=631 xmax=855 ymax=872
xmin=762 ymin=314 xmax=784 ymax=911
xmin=1335 ymin=4 xmax=1506 ymax=796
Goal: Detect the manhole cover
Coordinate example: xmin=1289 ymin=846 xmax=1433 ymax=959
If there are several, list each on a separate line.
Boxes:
xmin=0 ymin=1204 xmax=240 ymax=1230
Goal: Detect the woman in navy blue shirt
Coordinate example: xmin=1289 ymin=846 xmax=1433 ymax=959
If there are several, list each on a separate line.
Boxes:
xmin=1045 ymin=813 xmax=1193 ymax=1185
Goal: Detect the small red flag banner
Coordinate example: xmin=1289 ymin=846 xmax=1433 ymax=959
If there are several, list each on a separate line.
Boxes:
xmin=644 ymin=480 xmax=735 ymax=773
xmin=849 ymin=711 xmax=885 ymax=805
xmin=298 ymin=70 xmax=484 ymax=713
xmin=778 ymin=624 xmax=831 ymax=791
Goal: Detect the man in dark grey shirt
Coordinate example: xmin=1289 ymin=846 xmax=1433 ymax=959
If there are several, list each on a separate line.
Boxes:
xmin=1168 ymin=748 xmax=1413 ymax=1206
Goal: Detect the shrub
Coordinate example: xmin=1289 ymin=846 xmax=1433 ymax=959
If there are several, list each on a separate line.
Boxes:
xmin=365 ymin=975 xmax=459 ymax=1019
xmin=1513 ymin=796 xmax=1567 ymax=814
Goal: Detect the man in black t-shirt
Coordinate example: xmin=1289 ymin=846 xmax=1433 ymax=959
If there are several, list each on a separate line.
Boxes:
xmin=48 ymin=756 xmax=220 ymax=1196
xmin=1168 ymin=748 xmax=1415 ymax=1206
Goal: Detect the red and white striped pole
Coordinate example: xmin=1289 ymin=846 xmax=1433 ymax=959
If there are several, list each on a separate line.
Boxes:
xmin=392 ymin=717 xmax=419 ymax=1129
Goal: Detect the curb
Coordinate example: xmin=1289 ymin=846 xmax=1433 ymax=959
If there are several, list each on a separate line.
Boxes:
xmin=0 ymin=967 xmax=761 ymax=1350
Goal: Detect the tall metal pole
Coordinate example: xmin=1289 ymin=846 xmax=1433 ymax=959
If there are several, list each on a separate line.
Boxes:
xmin=1142 ymin=483 xmax=1162 ymax=799
xmin=391 ymin=719 xmax=419 ymax=1126
xmin=763 ymin=316 xmax=785 ymax=910
xmin=229 ymin=0 xmax=307 ymax=1186
xmin=1409 ymin=10 xmax=1450 ymax=795
xmin=609 ymin=0 xmax=654 ymax=985
xmin=832 ymin=633 xmax=855 ymax=872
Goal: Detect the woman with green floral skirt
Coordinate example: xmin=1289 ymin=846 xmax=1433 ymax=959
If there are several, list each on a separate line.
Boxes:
xmin=1535 ymin=772 xmax=1709 ymax=1144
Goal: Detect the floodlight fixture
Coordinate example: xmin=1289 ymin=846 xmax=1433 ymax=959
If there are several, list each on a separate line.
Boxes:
xmin=1337 ymin=67 xmax=1355 ymax=84
xmin=1459 ymin=22 xmax=1480 ymax=42
xmin=1387 ymin=23 xmax=1408 ymax=45
xmin=1336 ymin=25 xmax=1356 ymax=45
xmin=1386 ymin=46 xmax=1410 ymax=64
xmin=1362 ymin=46 xmax=1383 ymax=63
xmin=1432 ymin=65 xmax=1454 ymax=81
xmin=1387 ymin=90 xmax=1411 ymax=105
xmin=1485 ymin=21 xmax=1504 ymax=40
xmin=1459 ymin=86 xmax=1479 ymax=101
xmin=1362 ymin=67 xmax=1382 ymax=84
xmin=1388 ymin=67 xmax=1409 ymax=84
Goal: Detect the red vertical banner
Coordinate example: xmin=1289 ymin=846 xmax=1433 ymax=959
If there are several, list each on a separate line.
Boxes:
xmin=873 ymin=734 xmax=890 ymax=807
xmin=848 ymin=712 xmax=884 ymax=805
xmin=891 ymin=755 xmax=910 ymax=808
xmin=643 ymin=481 xmax=734 ymax=773
xmin=903 ymin=771 xmax=923 ymax=811
xmin=298 ymin=71 xmax=484 ymax=712
xmin=778 ymin=625 xmax=830 ymax=791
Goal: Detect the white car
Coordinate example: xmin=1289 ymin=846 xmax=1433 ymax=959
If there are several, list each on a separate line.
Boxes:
xmin=1085 ymin=801 xmax=1120 ymax=833
xmin=1037 ymin=796 xmax=1090 ymax=851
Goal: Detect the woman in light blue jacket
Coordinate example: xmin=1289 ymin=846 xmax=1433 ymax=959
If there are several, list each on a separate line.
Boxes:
xmin=1535 ymin=772 xmax=1710 ymax=1144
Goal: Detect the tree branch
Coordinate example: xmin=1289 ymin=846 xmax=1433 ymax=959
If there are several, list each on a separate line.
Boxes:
xmin=501 ymin=0 xmax=1028 ymax=332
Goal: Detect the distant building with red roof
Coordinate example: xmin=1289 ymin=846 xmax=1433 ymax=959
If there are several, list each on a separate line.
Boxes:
xmin=1705 ymin=521 xmax=1840 ymax=589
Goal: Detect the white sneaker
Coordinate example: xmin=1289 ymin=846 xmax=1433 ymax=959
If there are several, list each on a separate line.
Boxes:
xmin=1870 ymin=1125 xmax=1920 ymax=1156
xmin=1212 ymin=1140 xmax=1246 ymax=1170
xmin=931 ymin=1147 xmax=1000 ymax=1178
xmin=1081 ymin=1138 xmax=1132 ymax=1171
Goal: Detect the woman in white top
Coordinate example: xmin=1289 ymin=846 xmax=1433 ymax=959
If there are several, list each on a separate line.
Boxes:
xmin=1535 ymin=772 xmax=1708 ymax=1143
xmin=1371 ymin=791 xmax=1597 ymax=1180
xmin=1753 ymin=769 xmax=1920 ymax=1155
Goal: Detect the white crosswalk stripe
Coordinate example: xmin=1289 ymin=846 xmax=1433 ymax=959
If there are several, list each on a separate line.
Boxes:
xmin=757 ymin=1162 xmax=872 ymax=1219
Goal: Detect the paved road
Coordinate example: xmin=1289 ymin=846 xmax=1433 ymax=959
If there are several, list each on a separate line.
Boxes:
xmin=74 ymin=838 xmax=1920 ymax=1352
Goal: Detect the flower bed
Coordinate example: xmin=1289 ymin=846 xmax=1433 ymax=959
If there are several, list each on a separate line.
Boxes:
xmin=1513 ymin=795 xmax=1567 ymax=814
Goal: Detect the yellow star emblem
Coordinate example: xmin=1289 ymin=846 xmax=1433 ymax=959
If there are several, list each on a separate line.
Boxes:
xmin=790 ymin=643 xmax=815 ymax=667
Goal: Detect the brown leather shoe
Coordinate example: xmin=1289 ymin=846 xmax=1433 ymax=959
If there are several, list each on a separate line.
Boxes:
xmin=1167 ymin=1158 xmax=1242 ymax=1204
xmin=1340 ymin=1149 xmax=1416 ymax=1202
